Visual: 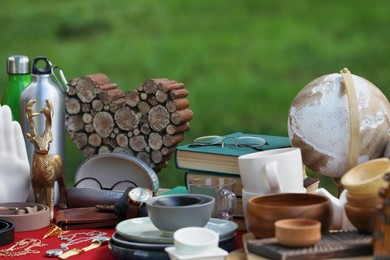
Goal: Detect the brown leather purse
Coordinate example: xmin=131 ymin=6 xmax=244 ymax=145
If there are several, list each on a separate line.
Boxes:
xmin=55 ymin=207 xmax=120 ymax=230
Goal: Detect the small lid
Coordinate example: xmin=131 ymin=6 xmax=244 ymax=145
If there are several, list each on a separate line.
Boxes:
xmin=7 ymin=55 xmax=30 ymax=74
xmin=32 ymin=56 xmax=52 ymax=75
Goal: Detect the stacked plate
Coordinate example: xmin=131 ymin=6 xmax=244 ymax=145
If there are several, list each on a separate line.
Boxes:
xmin=109 ymin=217 xmax=238 ymax=259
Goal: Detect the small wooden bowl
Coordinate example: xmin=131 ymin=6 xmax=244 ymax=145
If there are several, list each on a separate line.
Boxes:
xmin=275 ymin=218 xmax=321 ymax=247
xmin=346 ymin=191 xmax=383 ymax=209
xmin=344 ymin=203 xmax=379 ymax=233
xmin=341 ymin=158 xmax=390 ymax=195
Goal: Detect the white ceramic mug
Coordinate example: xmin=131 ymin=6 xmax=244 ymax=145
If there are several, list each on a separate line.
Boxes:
xmin=242 ymin=188 xmax=265 ymax=230
xmin=238 ymin=147 xmax=306 ymax=194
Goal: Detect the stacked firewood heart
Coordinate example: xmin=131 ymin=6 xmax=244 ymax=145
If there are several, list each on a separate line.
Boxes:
xmin=65 ymin=73 xmax=192 ymax=172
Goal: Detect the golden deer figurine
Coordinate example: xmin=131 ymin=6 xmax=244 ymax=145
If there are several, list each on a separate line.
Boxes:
xmin=25 ymin=99 xmax=67 ymax=220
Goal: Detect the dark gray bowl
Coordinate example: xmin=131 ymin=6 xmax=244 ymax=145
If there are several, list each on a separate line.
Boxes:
xmin=151 ymin=196 xmax=203 ymax=207
xmin=146 ymin=194 xmax=215 ymax=232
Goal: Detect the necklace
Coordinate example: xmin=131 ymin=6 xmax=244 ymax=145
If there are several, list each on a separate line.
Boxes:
xmin=43 ymin=224 xmax=69 ymax=239
xmin=0 ymin=238 xmax=47 ymax=257
xmin=59 ymin=231 xmax=107 ymax=250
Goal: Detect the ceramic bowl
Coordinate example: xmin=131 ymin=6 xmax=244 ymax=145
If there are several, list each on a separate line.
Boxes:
xmin=346 ymin=191 xmax=383 ymax=209
xmin=166 ymin=227 xmax=228 ymax=260
xmin=275 ymin=218 xmax=321 ymax=247
xmin=151 ymin=196 xmax=203 ymax=207
xmin=344 ymin=203 xmax=379 ymax=233
xmin=246 ymin=193 xmax=332 ymax=238
xmin=341 ymin=158 xmax=390 ymax=195
xmin=173 ymin=227 xmax=219 ymax=255
xmin=146 ymin=194 xmax=215 ymax=232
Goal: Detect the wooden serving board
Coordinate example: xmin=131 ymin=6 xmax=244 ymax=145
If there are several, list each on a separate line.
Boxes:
xmin=246 ymin=231 xmax=372 ymax=260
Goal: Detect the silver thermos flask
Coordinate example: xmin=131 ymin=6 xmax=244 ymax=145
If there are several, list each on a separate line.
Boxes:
xmin=20 ymin=57 xmax=66 ymax=202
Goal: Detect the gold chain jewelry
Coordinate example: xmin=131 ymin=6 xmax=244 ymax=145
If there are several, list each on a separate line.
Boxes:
xmin=60 ymin=231 xmax=107 ymax=250
xmin=45 ymin=230 xmax=107 ymax=258
xmin=58 ymin=237 xmax=110 ymax=259
xmin=0 ymin=238 xmax=47 ymax=257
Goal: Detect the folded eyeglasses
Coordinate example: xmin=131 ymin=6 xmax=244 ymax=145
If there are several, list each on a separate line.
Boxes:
xmin=188 ymin=135 xmax=268 ymax=151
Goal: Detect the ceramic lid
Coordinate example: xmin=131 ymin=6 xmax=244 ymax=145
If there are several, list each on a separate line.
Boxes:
xmin=74 ymin=152 xmax=159 ymax=193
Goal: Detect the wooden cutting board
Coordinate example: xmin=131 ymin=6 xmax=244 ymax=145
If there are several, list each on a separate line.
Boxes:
xmin=246 ymin=231 xmax=372 ymax=260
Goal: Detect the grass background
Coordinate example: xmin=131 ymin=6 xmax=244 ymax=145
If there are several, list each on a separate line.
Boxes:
xmin=1 ymin=0 xmax=389 ymax=196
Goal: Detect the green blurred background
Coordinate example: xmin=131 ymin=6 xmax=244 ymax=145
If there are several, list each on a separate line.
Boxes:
xmin=1 ymin=0 xmax=389 ymax=196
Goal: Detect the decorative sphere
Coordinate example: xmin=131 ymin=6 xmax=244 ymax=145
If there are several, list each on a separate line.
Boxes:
xmin=288 ymin=69 xmax=390 ymax=178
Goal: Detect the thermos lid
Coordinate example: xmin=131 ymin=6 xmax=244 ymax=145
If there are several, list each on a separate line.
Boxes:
xmin=32 ymin=56 xmax=52 ymax=75
xmin=7 ymin=55 xmax=31 ymax=74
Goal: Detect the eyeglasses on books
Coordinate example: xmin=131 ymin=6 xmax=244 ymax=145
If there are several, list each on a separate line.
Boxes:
xmin=188 ymin=135 xmax=268 ymax=150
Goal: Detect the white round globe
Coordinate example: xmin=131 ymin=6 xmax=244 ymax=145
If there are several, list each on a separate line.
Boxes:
xmin=288 ymin=69 xmax=390 ymax=178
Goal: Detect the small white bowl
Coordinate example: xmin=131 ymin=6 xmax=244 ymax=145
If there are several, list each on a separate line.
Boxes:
xmin=165 ymin=227 xmax=228 ymax=259
xmin=174 ymin=227 xmax=219 ymax=255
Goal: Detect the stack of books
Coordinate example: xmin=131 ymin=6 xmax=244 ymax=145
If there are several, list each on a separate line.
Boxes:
xmin=174 ymin=132 xmax=320 ymax=231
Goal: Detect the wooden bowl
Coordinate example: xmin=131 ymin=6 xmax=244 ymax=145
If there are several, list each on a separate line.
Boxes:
xmin=341 ymin=158 xmax=390 ymax=195
xmin=246 ymin=193 xmax=332 ymax=238
xmin=275 ymin=218 xmax=321 ymax=247
xmin=346 ymin=191 xmax=383 ymax=209
xmin=344 ymin=203 xmax=379 ymax=233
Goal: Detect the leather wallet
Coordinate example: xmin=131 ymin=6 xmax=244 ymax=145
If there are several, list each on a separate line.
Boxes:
xmin=55 ymin=207 xmax=120 ymax=230
xmin=66 ymin=187 xmax=124 ymax=208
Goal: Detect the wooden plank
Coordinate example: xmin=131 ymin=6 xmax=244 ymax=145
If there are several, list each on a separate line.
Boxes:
xmin=246 ymin=231 xmax=372 ymax=260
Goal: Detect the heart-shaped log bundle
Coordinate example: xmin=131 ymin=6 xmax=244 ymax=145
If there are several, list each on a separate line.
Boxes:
xmin=65 ymin=74 xmax=192 ymax=172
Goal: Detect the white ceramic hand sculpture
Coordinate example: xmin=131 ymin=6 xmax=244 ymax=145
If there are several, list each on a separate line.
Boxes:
xmin=0 ymin=104 xmax=30 ymax=202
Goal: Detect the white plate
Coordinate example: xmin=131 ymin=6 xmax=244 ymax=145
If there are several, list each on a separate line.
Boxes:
xmin=111 ymin=232 xmax=172 ymax=250
xmin=115 ymin=217 xmax=238 ymax=244
xmin=74 ymin=152 xmax=159 ymax=193
xmin=111 ymin=232 xmax=236 ymax=250
xmin=165 ymin=246 xmax=228 ymax=260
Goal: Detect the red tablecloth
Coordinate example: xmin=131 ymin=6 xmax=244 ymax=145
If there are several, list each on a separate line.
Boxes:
xmin=0 ymin=224 xmax=244 ymax=259
xmin=0 ymin=226 xmax=115 ymax=259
